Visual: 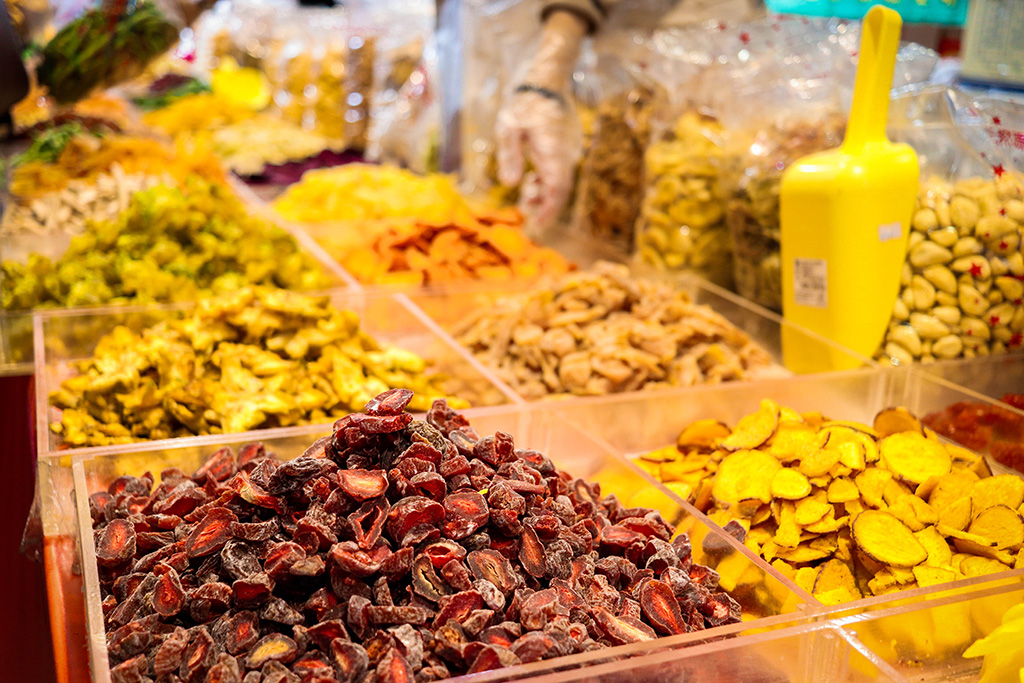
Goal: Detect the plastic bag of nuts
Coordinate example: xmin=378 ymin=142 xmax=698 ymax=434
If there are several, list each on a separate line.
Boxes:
xmin=879 ymin=87 xmax=1024 ymax=364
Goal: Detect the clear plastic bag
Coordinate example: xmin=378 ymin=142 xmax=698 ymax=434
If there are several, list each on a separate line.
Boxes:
xmin=878 ymin=86 xmax=1024 ymax=364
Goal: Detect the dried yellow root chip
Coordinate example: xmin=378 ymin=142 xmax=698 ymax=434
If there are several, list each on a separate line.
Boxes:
xmin=928 ymin=471 xmax=980 ymax=511
xmin=827 ymin=478 xmax=860 ymax=503
xmin=799 ymin=447 xmax=843 ymax=478
xmin=968 ymin=505 xmax=1024 ymax=550
xmin=912 ymin=565 xmax=958 ymax=587
xmin=851 ymin=510 xmax=928 ymax=568
xmin=711 ymin=449 xmax=781 ymax=507
xmin=794 ymin=566 xmax=818 ymax=593
xmin=775 ymin=545 xmax=834 ymax=563
xmin=878 ymin=432 xmax=952 ymax=485
xmin=855 ymin=469 xmax=894 ymax=509
xmin=718 ymin=399 xmax=780 ymax=451
xmin=873 ymin=407 xmax=923 ymax=437
xmin=805 ymin=511 xmax=848 ymax=535
xmin=914 ymin=526 xmax=953 ymax=568
xmin=960 ymin=555 xmax=1010 ymax=577
xmin=768 ymin=424 xmax=820 ymax=463
xmin=938 ymin=525 xmax=999 ymax=549
xmin=938 ymin=497 xmax=974 ymax=532
xmin=771 ymin=468 xmax=811 ymax=500
xmin=775 ymin=501 xmax=802 ymax=548
xmin=971 ymin=475 xmax=1024 ymax=513
xmin=677 ymin=419 xmax=731 ymax=451
xmin=795 ymin=499 xmax=833 ymax=526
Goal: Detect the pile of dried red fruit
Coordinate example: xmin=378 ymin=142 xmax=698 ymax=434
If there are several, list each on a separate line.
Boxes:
xmin=93 ymin=389 xmax=741 ymax=683
xmin=923 ymin=393 xmax=1024 ymax=472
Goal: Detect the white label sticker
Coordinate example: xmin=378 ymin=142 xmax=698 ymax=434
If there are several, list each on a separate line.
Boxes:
xmin=793 ymin=258 xmax=828 ymax=308
xmin=878 ymin=222 xmax=902 ymax=242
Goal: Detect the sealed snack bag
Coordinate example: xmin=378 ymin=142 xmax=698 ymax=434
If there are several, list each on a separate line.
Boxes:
xmin=879 ymin=86 xmax=1024 ymax=364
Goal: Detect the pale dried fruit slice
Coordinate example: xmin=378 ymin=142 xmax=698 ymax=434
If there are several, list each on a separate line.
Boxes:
xmin=914 ymin=526 xmax=953 ymax=568
xmin=927 ymin=470 xmax=979 ymax=512
xmin=835 ymin=441 xmax=866 ymax=471
xmin=794 ymin=566 xmax=818 ymax=593
xmin=711 ymin=449 xmax=781 ymax=506
xmin=798 ymin=448 xmax=843 ymax=479
xmin=774 ymin=501 xmax=802 ymax=548
xmin=851 ymin=510 xmax=928 ymax=568
xmin=804 ymin=511 xmax=847 ymax=535
xmin=959 ymin=555 xmax=1010 ymax=578
xmin=968 ymin=505 xmax=1024 ymax=550
xmin=767 ymin=424 xmax=819 ymax=463
xmin=718 ymin=400 xmax=780 ymax=451
xmin=912 ymin=565 xmax=957 ymax=588
xmin=794 ymin=499 xmax=832 ymax=526
xmin=827 ymin=478 xmax=860 ymax=504
xmin=774 ymin=545 xmax=834 ymax=563
xmin=970 ymin=475 xmax=1024 ymax=514
xmin=812 ymin=558 xmax=861 ymax=602
xmin=878 ymin=432 xmax=951 ymax=485
xmin=676 ymin=419 xmax=730 ymax=451
xmin=855 ymin=469 xmax=893 ymax=509
xmin=770 ymin=469 xmax=811 ymax=500
xmin=873 ymin=407 xmax=922 ymax=437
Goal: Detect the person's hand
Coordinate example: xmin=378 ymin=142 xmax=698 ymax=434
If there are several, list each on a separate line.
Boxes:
xmin=497 ymin=86 xmax=577 ymax=229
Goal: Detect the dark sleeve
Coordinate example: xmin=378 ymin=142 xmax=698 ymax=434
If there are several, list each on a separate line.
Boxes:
xmin=0 ymin=3 xmax=29 ymax=117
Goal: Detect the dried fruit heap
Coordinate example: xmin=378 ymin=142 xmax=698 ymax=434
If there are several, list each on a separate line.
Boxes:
xmin=923 ymin=393 xmax=1024 ymax=473
xmin=638 ymin=402 xmax=1022 ymax=604
xmin=455 ymin=262 xmax=774 ymax=399
xmin=51 ymin=288 xmax=461 ymax=446
xmin=94 ymin=389 xmax=740 ymax=683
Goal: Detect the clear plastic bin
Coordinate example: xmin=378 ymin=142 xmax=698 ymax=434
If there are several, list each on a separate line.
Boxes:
xmin=917 ymin=355 xmax=1024 ymax=404
xmin=537 ymin=366 xmax=1024 ymax=611
xmin=48 ymin=403 xmax=825 ymax=683
xmin=34 ymin=288 xmax=518 ymax=458
xmin=405 ymin=272 xmax=876 ymax=404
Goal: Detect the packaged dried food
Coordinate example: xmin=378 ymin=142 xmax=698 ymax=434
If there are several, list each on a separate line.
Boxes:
xmin=879 ymin=87 xmax=1024 ymax=364
xmin=1 ymin=176 xmax=329 ymax=311
xmin=90 ymin=389 xmax=745 ymax=682
xmin=49 ymin=290 xmax=463 ymax=447
xmin=454 ymin=261 xmax=774 ymax=400
xmin=637 ymin=401 xmax=1015 ymax=604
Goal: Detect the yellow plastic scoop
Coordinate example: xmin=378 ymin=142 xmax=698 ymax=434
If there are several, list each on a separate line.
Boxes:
xmin=780 ymin=6 xmax=919 ymax=372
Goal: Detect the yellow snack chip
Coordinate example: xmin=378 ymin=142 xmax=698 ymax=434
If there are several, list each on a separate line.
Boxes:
xmin=888 ymin=496 xmax=926 ymax=532
xmin=795 ymin=499 xmax=833 ymax=526
xmin=794 ymin=566 xmax=819 ymax=593
xmin=855 ymin=469 xmax=894 ymax=509
xmin=967 ymin=504 xmax=1024 ymax=550
xmin=927 ymin=470 xmax=980 ymax=511
xmin=873 ymin=407 xmax=923 ymax=437
xmin=775 ymin=501 xmax=802 ymax=548
xmin=960 ymin=555 xmax=1010 ymax=578
xmin=835 ymin=440 xmax=866 ymax=471
xmin=938 ymin=496 xmax=974 ymax=532
xmin=938 ymin=525 xmax=999 ymax=549
xmin=770 ymin=468 xmax=812 ymax=500
xmin=798 ymin=447 xmax=843 ymax=478
xmin=712 ymin=449 xmax=782 ymax=506
xmin=971 ymin=475 xmax=1024 ymax=513
xmin=775 ymin=545 xmax=834 ymax=563
xmin=828 ymin=478 xmax=861 ymax=503
xmin=912 ymin=565 xmax=958 ymax=587
xmin=915 ymin=526 xmax=953 ymax=568
xmin=878 ymin=431 xmax=952 ymax=485
xmin=805 ymin=511 xmax=848 ymax=535
xmin=812 ymin=558 xmax=861 ymax=596
xmin=768 ymin=424 xmax=820 ymax=463
xmin=851 ymin=510 xmax=928 ymax=567
xmin=676 ymin=419 xmax=730 ymax=451
xmin=719 ymin=399 xmax=780 ymax=451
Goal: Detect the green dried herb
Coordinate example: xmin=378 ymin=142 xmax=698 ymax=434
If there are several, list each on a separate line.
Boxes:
xmin=1 ymin=177 xmax=331 ymax=310
xmin=50 ymin=287 xmax=464 ymax=446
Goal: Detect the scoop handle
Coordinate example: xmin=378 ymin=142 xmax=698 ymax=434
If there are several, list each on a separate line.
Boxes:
xmin=843 ymin=5 xmax=903 ymax=151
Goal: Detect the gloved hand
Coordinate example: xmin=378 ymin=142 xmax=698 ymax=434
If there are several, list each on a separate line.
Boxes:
xmin=496 ymin=9 xmax=587 ymax=229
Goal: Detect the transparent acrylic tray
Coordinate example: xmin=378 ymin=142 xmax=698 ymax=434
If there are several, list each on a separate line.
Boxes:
xmin=45 ymin=402 xmax=823 ymax=683
xmin=34 ymin=288 xmax=518 ymax=458
xmin=917 ymin=354 xmax=1024 ymax=404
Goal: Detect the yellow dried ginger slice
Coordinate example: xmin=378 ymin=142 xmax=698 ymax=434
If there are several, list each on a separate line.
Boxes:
xmin=798 ymin=447 xmax=843 ymax=479
xmin=912 ymin=565 xmax=958 ymax=588
xmin=794 ymin=499 xmax=833 ymax=526
xmin=718 ymin=399 xmax=780 ymax=451
xmin=711 ymin=449 xmax=781 ymax=507
xmin=938 ymin=497 xmax=974 ymax=532
xmin=851 ymin=510 xmax=928 ymax=567
xmin=676 ymin=419 xmax=730 ymax=451
xmin=971 ymin=475 xmax=1024 ymax=513
xmin=768 ymin=424 xmax=819 ymax=463
xmin=914 ymin=526 xmax=953 ymax=567
xmin=873 ymin=407 xmax=923 ymax=437
xmin=855 ymin=468 xmax=893 ymax=509
xmin=927 ymin=470 xmax=979 ymax=511
xmin=771 ymin=468 xmax=811 ymax=500
xmin=794 ymin=566 xmax=819 ymax=593
xmin=968 ymin=504 xmax=1024 ymax=550
xmin=959 ymin=555 xmax=1010 ymax=578
xmin=878 ymin=432 xmax=952 ymax=485
xmin=775 ymin=501 xmax=802 ymax=548
xmin=828 ymin=477 xmax=860 ymax=504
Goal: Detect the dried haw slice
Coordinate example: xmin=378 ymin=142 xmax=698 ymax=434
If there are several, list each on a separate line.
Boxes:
xmin=365 ymin=388 xmax=414 ymax=416
xmin=232 ymin=572 xmax=274 ymax=608
xmin=292 ymin=652 xmax=335 ymax=680
xmin=380 ymin=546 xmax=414 ymax=580
xmin=305 ymin=620 xmax=349 ymax=650
xmin=592 ymin=607 xmax=656 ymax=644
xmin=409 ymin=472 xmax=447 ymax=501
xmin=466 ymin=550 xmax=519 ymax=595
xmin=367 ymin=605 xmax=431 ymax=626
xmin=349 ymin=498 xmax=389 ymax=550
xmin=518 ymin=527 xmax=547 ymax=578
xmin=423 ymin=540 xmax=467 ymax=569
xmin=151 ymin=568 xmax=186 ymax=617
xmin=441 ymin=559 xmax=474 ymax=592
xmin=330 ymin=541 xmax=390 ymax=578
xmin=701 ymin=592 xmax=742 ymax=627
xmin=442 ymin=491 xmax=490 ymax=540
xmin=110 ymin=654 xmax=149 ymax=683
xmin=432 ymin=590 xmax=485 ymax=628
xmin=338 ymin=469 xmax=389 ymax=502
xmin=387 ymin=497 xmax=445 ymax=545
xmin=185 ymin=508 xmax=237 ymax=559
xmin=153 ymin=630 xmax=189 ymax=676
xmin=261 ymin=597 xmax=305 ymax=626
xmin=331 ymin=640 xmax=369 ymax=683
xmin=509 ymin=632 xmax=561 ymax=664
xmin=221 ymin=541 xmax=262 ymax=581
xmin=224 ymin=611 xmax=260 ymax=655
xmin=412 ymin=556 xmax=451 ymax=602
xmin=640 ymin=579 xmax=688 ymax=635
xmin=193 ymin=447 xmax=237 ymax=484
xmin=264 ymin=541 xmax=307 ymax=579
xmin=377 ymin=648 xmax=414 ymax=683
xmin=96 ymin=519 xmax=137 ymax=567
xmin=245 ymin=634 xmax=299 ymax=669
xmin=180 ymin=627 xmax=216 ymax=683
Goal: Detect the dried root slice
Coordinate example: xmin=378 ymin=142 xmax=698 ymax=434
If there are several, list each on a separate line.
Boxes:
xmin=676 ymin=419 xmax=730 ymax=451
xmin=770 ymin=469 xmax=811 ymax=501
xmin=718 ymin=400 xmax=780 ymax=451
xmin=851 ymin=510 xmax=928 ymax=568
xmin=827 ymin=478 xmax=860 ymax=504
xmin=911 ymin=565 xmax=958 ymax=588
xmin=767 ymin=424 xmax=819 ymax=463
xmin=967 ymin=505 xmax=1024 ymax=550
xmin=970 ymin=475 xmax=1024 ymax=514
xmin=854 ymin=469 xmax=893 ymax=509
xmin=914 ymin=526 xmax=953 ymax=568
xmin=794 ymin=499 xmax=832 ymax=526
xmin=873 ymin=407 xmax=923 ymax=437
xmin=812 ymin=559 xmax=861 ymax=604
xmin=798 ymin=447 xmax=843 ymax=479
xmin=937 ymin=497 xmax=973 ymax=532
xmin=711 ymin=449 xmax=781 ymax=507
xmin=878 ymin=432 xmax=951 ymax=485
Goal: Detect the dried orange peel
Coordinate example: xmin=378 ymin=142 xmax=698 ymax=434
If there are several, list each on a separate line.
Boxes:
xmin=634 ymin=402 xmax=1024 ymax=604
